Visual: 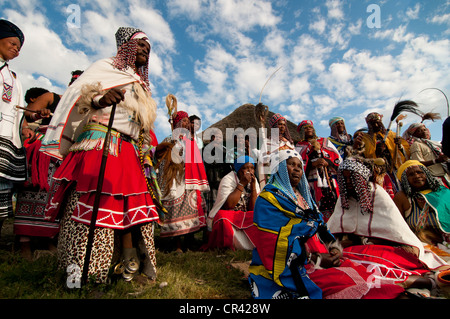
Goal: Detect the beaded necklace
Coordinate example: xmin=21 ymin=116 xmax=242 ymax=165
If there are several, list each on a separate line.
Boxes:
xmin=1 ymin=63 xmax=14 ymax=103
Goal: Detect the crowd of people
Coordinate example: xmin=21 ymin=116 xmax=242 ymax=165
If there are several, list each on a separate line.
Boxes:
xmin=1 ymin=19 xmax=450 ymax=299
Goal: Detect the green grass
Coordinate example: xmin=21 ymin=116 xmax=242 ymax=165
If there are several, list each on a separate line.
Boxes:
xmin=0 ymin=218 xmax=252 ymax=299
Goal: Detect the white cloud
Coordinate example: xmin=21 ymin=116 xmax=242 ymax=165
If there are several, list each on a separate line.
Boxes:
xmin=166 ymin=0 xmax=206 ymax=20
xmin=325 ymin=0 xmax=345 ymax=20
xmin=312 ymin=95 xmax=338 ymax=116
xmin=372 ymin=25 xmax=414 ymax=43
xmin=5 ymin=9 xmax=92 ymax=92
xmin=406 ymin=3 xmax=421 ymax=20
xmin=428 ymin=13 xmax=450 ymax=25
xmin=216 ymin=0 xmax=280 ymax=31
xmin=309 ymin=18 xmax=326 ymax=34
xmin=291 ymin=34 xmax=331 ymax=74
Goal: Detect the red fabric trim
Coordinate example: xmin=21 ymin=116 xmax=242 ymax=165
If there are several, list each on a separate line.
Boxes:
xmin=201 ymin=210 xmax=257 ymax=251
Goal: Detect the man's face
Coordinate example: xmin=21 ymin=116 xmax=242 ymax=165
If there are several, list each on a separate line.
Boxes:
xmin=413 ymin=126 xmax=427 ymax=139
xmin=369 ymin=119 xmax=383 ymax=133
xmin=303 ymin=125 xmax=315 ymax=139
xmin=135 ymin=39 xmax=150 ymax=67
xmin=0 ymin=37 xmax=21 ymax=61
xmin=335 ymin=120 xmax=345 ymax=134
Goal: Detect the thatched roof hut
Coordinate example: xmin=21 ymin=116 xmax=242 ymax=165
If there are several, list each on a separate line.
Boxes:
xmin=202 ymin=103 xmax=301 ymax=144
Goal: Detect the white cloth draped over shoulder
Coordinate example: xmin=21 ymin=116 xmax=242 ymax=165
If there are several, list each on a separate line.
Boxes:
xmin=0 ymin=61 xmax=25 ymax=150
xmin=327 ymin=183 xmax=450 ymax=271
xmin=40 ymin=57 xmax=156 ymax=160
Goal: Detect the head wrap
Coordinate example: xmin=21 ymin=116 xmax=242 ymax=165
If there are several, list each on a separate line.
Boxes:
xmin=0 ymin=20 xmax=24 ymax=48
xmin=365 ymin=112 xmax=383 ymax=124
xmin=296 ymin=120 xmax=316 ymax=141
xmin=115 ymin=27 xmax=149 ymax=49
xmin=112 ymin=27 xmax=150 ymax=87
xmin=269 ymin=113 xmax=284 ymax=128
xmin=296 ymin=120 xmax=313 ymax=133
xmin=402 ymin=123 xmax=431 ymax=144
xmin=397 ymin=160 xmax=441 ymax=197
xmin=337 ymin=158 xmax=374 ymax=214
xmin=329 ymin=116 xmax=352 ymax=143
xmin=269 ymin=113 xmax=293 ymax=144
xmin=268 ymin=149 xmax=315 ymax=208
xmin=172 ymin=111 xmax=189 ymax=129
xmin=233 ymin=155 xmax=255 ymax=173
xmin=329 ymin=117 xmax=344 ymax=128
xmin=396 ymin=160 xmax=424 ymax=181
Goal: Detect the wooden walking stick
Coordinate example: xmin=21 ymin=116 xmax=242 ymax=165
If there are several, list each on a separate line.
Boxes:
xmin=254 ymin=67 xmax=281 ymax=188
xmin=391 ymin=114 xmax=406 ymax=173
xmin=81 ymin=102 xmax=117 ymax=285
xmin=254 ymin=102 xmax=269 ymax=188
xmin=166 ymin=94 xmax=177 ymax=130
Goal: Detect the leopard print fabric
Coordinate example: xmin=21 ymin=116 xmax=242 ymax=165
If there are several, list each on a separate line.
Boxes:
xmin=57 ymin=187 xmax=157 ymax=283
xmin=57 ymin=188 xmax=114 ymax=283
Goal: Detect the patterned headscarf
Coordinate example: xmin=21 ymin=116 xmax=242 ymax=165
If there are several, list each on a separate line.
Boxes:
xmin=397 ymin=160 xmax=441 ymax=198
xmin=172 ymin=111 xmax=189 ymax=129
xmin=269 ymin=113 xmax=293 ymax=144
xmin=112 ymin=27 xmax=150 ymax=87
xmin=296 ymin=120 xmax=316 ymax=141
xmin=268 ymin=149 xmax=315 ymax=209
xmin=0 ymin=19 xmax=24 ymax=48
xmin=329 ymin=117 xmax=344 ymax=128
xmin=402 ymin=123 xmax=432 ymax=145
xmin=365 ymin=112 xmax=383 ymax=123
xmin=337 ymin=158 xmax=374 ymax=214
xmin=329 ymin=116 xmax=351 ymax=143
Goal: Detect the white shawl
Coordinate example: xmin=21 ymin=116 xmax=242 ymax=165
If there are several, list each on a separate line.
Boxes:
xmin=328 ymin=183 xmax=449 ymax=270
xmin=40 ymin=57 xmax=156 ymax=160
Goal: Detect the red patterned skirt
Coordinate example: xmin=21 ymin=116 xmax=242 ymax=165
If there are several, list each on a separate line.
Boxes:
xmin=45 ymin=136 xmax=159 ymax=230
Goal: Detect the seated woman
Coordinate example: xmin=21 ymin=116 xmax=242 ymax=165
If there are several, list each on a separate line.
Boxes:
xmin=328 ymin=158 xmax=450 ymax=297
xmin=248 ymin=150 xmax=405 ymax=299
xmin=203 ymin=156 xmax=259 ymax=250
xmin=393 ymin=160 xmax=450 ymax=259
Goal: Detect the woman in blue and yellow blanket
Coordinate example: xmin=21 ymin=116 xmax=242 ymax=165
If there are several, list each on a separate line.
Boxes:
xmin=248 ymin=149 xmax=404 ymax=299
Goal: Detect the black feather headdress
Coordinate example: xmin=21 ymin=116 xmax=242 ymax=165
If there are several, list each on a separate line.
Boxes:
xmin=383 ymin=100 xmax=423 ymax=142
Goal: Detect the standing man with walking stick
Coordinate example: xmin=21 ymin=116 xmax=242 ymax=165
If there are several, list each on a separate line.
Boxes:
xmin=41 ymin=27 xmax=161 ymax=284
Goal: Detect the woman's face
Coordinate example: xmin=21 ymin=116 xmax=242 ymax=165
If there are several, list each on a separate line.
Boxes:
xmin=277 ymin=120 xmax=286 ymax=135
xmin=238 ymin=162 xmax=255 ymax=178
xmin=0 ymin=37 xmax=21 ymax=61
xmin=179 ymin=117 xmax=191 ymax=130
xmin=406 ymin=166 xmax=427 ymax=190
xmin=286 ymin=157 xmax=303 ymax=187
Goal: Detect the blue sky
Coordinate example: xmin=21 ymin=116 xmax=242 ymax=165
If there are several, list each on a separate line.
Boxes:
xmin=2 ymin=0 xmax=450 ymax=144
